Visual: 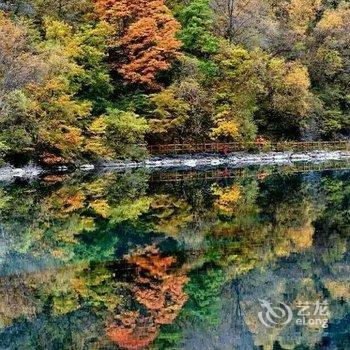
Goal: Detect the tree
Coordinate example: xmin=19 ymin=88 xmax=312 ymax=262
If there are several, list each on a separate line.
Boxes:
xmin=211 ymin=43 xmax=314 ymax=140
xmin=71 ymin=20 xmax=114 ymax=114
xmin=149 ymin=195 xmax=194 ymax=237
xmin=0 ymin=14 xmax=150 ymax=163
xmin=105 ymin=109 xmax=149 ymax=159
xmin=86 ymin=108 xmax=149 ymax=160
xmin=107 ymin=245 xmax=189 ymax=350
xmin=148 ymin=56 xmax=214 ymax=142
xmin=306 ymin=2 xmax=350 ymax=139
xmin=177 ymin=0 xmax=218 ymax=55
xmin=209 ymin=44 xmax=259 ymax=141
xmin=0 ymin=0 xmax=93 ymax=22
xmin=212 ymin=0 xmax=276 ymax=47
xmin=94 ymin=0 xmax=182 ymax=89
xmin=0 ymin=13 xmax=46 ymax=100
xmin=0 ymin=16 xmax=92 ymax=162
xmin=149 ymin=85 xmax=191 ymax=139
xmin=286 ymin=0 xmax=322 ymax=36
xmin=32 ymin=0 xmax=93 ymax=22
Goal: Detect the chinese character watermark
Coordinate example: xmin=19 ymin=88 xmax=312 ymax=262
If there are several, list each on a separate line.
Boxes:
xmin=258 ymin=299 xmax=329 ymax=329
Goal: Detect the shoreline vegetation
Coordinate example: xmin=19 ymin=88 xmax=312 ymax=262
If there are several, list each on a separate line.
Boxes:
xmin=0 ymin=149 xmax=349 ymax=181
xmin=0 ymin=0 xmax=350 ymax=167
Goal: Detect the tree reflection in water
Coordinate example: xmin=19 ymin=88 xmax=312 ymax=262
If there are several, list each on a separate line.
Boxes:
xmin=0 ymin=167 xmax=348 ymax=349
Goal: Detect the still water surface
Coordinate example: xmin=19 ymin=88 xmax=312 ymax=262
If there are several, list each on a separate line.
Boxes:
xmin=0 ymin=165 xmax=349 ymax=349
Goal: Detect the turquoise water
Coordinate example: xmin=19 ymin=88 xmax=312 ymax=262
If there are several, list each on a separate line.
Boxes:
xmin=0 ymin=165 xmax=349 ymax=349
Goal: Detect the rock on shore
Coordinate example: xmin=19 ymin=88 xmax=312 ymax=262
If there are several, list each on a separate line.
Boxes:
xmin=100 ymin=150 xmax=350 ymax=170
xmin=0 ymin=150 xmax=349 ymax=180
xmin=0 ymin=164 xmax=43 ymax=181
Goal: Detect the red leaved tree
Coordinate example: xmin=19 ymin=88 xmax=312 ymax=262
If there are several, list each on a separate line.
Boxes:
xmin=95 ymin=0 xmax=181 ymax=89
xmin=106 ymin=245 xmax=189 ymax=349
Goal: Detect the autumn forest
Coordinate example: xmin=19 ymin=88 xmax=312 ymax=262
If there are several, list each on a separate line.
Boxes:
xmin=0 ymin=0 xmax=349 ymax=165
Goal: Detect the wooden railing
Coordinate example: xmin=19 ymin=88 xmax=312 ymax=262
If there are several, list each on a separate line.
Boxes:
xmin=148 ymin=141 xmax=350 ymax=155
xmin=150 ymin=161 xmax=350 ymax=183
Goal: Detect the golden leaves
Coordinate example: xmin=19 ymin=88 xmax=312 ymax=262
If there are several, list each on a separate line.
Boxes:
xmin=212 ymin=184 xmax=241 ymax=214
xmin=89 ymin=199 xmax=110 ymax=218
xmin=287 ymin=0 xmax=322 ymax=35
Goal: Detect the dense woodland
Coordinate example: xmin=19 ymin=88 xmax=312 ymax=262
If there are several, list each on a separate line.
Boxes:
xmin=0 ymin=0 xmax=350 ymax=164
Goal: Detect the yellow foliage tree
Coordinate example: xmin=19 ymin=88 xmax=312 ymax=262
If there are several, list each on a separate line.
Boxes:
xmin=287 ymin=0 xmax=322 ymax=35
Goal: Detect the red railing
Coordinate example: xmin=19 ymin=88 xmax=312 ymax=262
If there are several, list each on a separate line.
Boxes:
xmin=150 ymin=161 xmax=350 ymax=183
xmin=148 ymin=141 xmax=350 ymax=155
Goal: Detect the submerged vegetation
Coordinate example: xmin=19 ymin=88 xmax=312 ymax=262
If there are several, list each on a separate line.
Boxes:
xmin=0 ymin=0 xmax=349 ymax=165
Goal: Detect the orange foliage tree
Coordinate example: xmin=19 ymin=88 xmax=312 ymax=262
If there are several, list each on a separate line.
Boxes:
xmin=94 ymin=0 xmax=181 ymax=89
xmin=107 ymin=245 xmax=189 ymax=349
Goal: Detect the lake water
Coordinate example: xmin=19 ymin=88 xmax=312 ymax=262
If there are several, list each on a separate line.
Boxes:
xmin=0 ymin=164 xmax=349 ymax=349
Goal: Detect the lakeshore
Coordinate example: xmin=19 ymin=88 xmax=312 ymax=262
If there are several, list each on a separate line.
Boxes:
xmin=0 ymin=150 xmax=349 ymax=181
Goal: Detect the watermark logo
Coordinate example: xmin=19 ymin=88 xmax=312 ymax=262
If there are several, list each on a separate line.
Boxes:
xmin=258 ymin=299 xmax=329 ymax=329
xmin=258 ymin=299 xmax=293 ymax=328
